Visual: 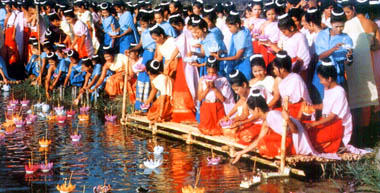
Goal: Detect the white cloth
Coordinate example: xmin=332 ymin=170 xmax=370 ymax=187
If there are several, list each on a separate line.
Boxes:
xmin=343 ymin=17 xmax=378 ymax=109
xmin=110 ymin=53 xmax=128 ymax=72
xmin=152 ymin=74 xmax=172 ymax=97
xmin=278 ymin=73 xmax=311 ymax=104
xmin=250 ymin=76 xmax=275 ymax=104
xmin=279 ymin=32 xmax=311 ymax=70
xmin=159 ymin=37 xmax=178 ymax=60
xmin=322 ymin=85 xmax=352 ymax=146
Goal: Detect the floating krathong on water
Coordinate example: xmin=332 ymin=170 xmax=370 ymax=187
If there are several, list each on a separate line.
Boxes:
xmin=143 ymin=159 xmax=163 ymax=169
xmin=207 ymin=148 xmax=221 ymax=165
xmin=78 ymin=114 xmax=89 ymax=121
xmin=40 ymin=152 xmax=53 ymax=173
xmin=20 ymin=98 xmax=30 ymax=107
xmin=93 ymin=182 xmax=112 ymax=193
xmin=71 ymin=125 xmax=81 ymax=142
xmin=39 ymin=137 xmax=52 ymax=148
xmin=57 ymin=179 xmax=76 ymax=193
xmin=25 ymin=152 xmax=38 ymax=174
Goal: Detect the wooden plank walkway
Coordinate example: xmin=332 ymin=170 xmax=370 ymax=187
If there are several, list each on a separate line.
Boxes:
xmin=125 ymin=115 xmax=307 ymax=176
xmin=125 ymin=115 xmax=369 ymax=177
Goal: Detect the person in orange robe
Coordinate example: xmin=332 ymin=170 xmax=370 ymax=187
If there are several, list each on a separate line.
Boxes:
xmin=198 ymin=57 xmax=230 ymax=136
xmin=302 ymin=59 xmax=350 ymax=153
xmin=144 ymin=60 xmax=173 ymax=122
xmin=171 ymin=58 xmax=197 ymax=123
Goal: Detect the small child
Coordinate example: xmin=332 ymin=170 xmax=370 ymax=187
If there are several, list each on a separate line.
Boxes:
xmin=144 ymin=60 xmax=173 ymax=122
xmin=198 ymin=56 xmax=234 ymax=136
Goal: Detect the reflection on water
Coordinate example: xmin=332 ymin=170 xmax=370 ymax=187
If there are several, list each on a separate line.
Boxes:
xmin=0 ymin=94 xmax=343 ymax=193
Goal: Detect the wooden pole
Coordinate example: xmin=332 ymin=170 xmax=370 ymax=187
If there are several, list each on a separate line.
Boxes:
xmin=279 ymin=96 xmax=289 ymax=174
xmin=36 ymin=2 xmax=41 ymax=73
xmin=120 ymin=56 xmax=130 ymax=125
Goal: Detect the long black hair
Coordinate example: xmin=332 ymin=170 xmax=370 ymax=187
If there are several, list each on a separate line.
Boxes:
xmin=146 ymin=60 xmax=163 ymax=75
xmin=229 ymin=69 xmax=248 ymax=87
xmin=316 ymin=58 xmax=337 ymax=81
xmin=247 ymin=89 xmax=269 ymax=112
xmin=272 ymin=51 xmax=292 ymax=72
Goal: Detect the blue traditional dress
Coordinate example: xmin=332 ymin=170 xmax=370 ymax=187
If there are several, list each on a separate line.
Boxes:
xmin=228 ymin=27 xmax=253 ymax=80
xmin=135 ymin=29 xmax=156 ymax=111
xmin=102 ymin=15 xmax=119 ymax=47
xmin=200 ymin=32 xmax=227 ymax=77
xmin=158 ymin=21 xmax=177 ymax=38
xmin=118 ymin=11 xmax=139 ymax=53
xmin=313 ymin=28 xmax=353 ymax=100
xmin=25 ymin=52 xmax=47 ymax=77
xmin=0 ymin=56 xmax=15 ymax=81
xmin=0 ymin=8 xmax=6 ymax=29
xmin=51 ymin=58 xmax=70 ymax=85
xmin=69 ymin=60 xmax=85 ymax=87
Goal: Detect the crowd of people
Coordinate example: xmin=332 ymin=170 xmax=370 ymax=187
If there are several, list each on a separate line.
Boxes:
xmin=0 ymin=0 xmax=379 ymax=161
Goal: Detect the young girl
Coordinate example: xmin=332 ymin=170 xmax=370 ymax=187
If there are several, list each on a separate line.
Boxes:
xmin=64 ymin=9 xmax=94 ymax=58
xmin=269 ymin=14 xmax=311 ymax=79
xmin=190 ymin=17 xmax=227 ymax=76
xmin=273 ymin=51 xmax=312 ymax=119
xmin=254 ymin=2 xmax=280 ymax=65
xmin=213 ymin=11 xmax=253 ymax=81
xmin=143 ymin=60 xmax=173 ymax=122
xmin=244 ymin=1 xmax=265 ymax=35
xmin=223 ymin=70 xmax=262 ymax=145
xmin=0 ymin=55 xmax=14 ymax=84
xmin=100 ymin=2 xmax=119 ymax=48
xmin=314 ymin=7 xmax=353 ymax=101
xmin=198 ymin=56 xmax=234 ymax=136
xmin=91 ymin=46 xmax=134 ymax=97
xmin=249 ymin=54 xmax=279 ymax=108
xmin=34 ymin=41 xmax=53 ymax=86
xmin=114 ymin=2 xmax=139 ymax=53
xmin=73 ymin=57 xmax=99 ymax=105
xmin=67 ymin=51 xmax=86 ymax=88
xmin=129 ymin=13 xmax=155 ymax=111
xmin=150 ymin=24 xmax=177 ymax=77
xmin=153 ymin=8 xmax=176 ymax=38
xmin=45 ymin=52 xmax=67 ymax=99
xmin=303 ymin=59 xmax=352 ymax=153
xmin=232 ymin=89 xmax=317 ymax=163
xmin=203 ymin=5 xmax=226 ymax=52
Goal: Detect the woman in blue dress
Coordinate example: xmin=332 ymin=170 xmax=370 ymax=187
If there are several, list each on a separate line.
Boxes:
xmin=129 ymin=13 xmax=156 ymax=111
xmin=190 ymin=16 xmax=227 ymax=77
xmin=113 ymin=2 xmax=139 ymax=53
xmin=153 ymin=8 xmax=177 ymax=38
xmin=313 ymin=7 xmax=353 ymax=102
xmin=45 ymin=53 xmax=66 ymax=99
xmin=64 ymin=50 xmax=85 ymax=87
xmin=212 ymin=11 xmax=253 ymax=81
xmin=100 ymin=2 xmax=120 ymax=48
xmin=0 ymin=55 xmax=15 ymax=84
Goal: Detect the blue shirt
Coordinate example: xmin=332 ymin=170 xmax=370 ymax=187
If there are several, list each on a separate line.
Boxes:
xmin=159 ymin=21 xmax=177 ymax=38
xmin=315 ymin=28 xmax=353 ymax=62
xmin=230 ymin=27 xmax=253 ymax=59
xmin=102 ymin=15 xmax=119 ymax=33
xmin=141 ymin=29 xmax=156 ymax=50
xmin=0 ymin=8 xmax=6 ymax=28
xmin=210 ymin=27 xmax=226 ymax=51
xmin=119 ymin=11 xmax=139 ymax=43
xmin=201 ymin=32 xmax=226 ymax=57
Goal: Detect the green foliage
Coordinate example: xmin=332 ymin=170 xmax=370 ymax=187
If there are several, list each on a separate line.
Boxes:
xmin=345 ymin=153 xmax=380 ymax=191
